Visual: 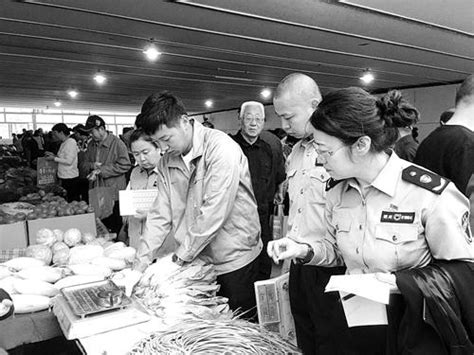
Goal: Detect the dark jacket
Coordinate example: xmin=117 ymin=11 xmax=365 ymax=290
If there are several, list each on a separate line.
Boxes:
xmin=392 ymin=261 xmax=474 ymax=355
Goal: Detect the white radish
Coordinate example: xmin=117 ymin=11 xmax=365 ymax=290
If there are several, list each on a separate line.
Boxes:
xmin=17 ymin=266 xmax=65 ymax=283
xmin=3 ymin=257 xmax=46 ymax=271
xmin=67 ymin=263 xmax=112 ymax=278
xmin=13 ymin=278 xmax=59 ymax=297
xmin=54 ymin=275 xmax=105 ymax=290
xmin=90 ymin=257 xmax=127 ymax=271
xmin=11 ymin=294 xmax=51 ymax=313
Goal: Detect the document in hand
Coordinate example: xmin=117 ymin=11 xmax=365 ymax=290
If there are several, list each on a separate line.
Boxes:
xmin=119 ymin=189 xmax=159 ymax=216
xmin=325 ymin=274 xmax=392 ymax=327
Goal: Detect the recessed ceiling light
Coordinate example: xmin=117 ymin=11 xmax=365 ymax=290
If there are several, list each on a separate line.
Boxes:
xmin=68 ymin=90 xmax=78 ymax=98
xmin=205 ymin=100 xmax=213 ymax=108
xmin=260 ymin=88 xmax=272 ymax=99
xmin=143 ymin=44 xmax=161 ymax=61
xmin=54 ymin=100 xmax=62 ymax=107
xmin=360 ymin=70 xmax=375 ymax=84
xmin=94 ymin=72 xmax=107 ymax=85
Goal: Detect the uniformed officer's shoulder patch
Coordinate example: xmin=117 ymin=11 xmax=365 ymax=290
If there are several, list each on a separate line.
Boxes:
xmin=401 ymin=165 xmax=450 ymax=195
xmin=326 ymin=178 xmax=343 ymax=191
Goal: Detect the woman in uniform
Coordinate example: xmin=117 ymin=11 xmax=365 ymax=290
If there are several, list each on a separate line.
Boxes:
xmin=267 ymin=87 xmax=474 ymax=353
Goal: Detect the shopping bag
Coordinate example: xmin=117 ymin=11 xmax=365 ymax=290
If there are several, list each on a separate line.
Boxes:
xmin=88 ymin=178 xmax=115 ymax=220
xmin=37 ymin=157 xmax=58 ymax=186
xmin=272 ymin=203 xmax=286 ymax=240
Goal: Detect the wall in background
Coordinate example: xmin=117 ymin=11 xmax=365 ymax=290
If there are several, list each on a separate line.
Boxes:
xmin=198 ymin=83 xmax=460 ymax=142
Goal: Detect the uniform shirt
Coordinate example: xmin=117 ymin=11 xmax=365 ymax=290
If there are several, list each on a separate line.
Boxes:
xmin=308 ymin=153 xmax=474 ymax=273
xmin=137 ymin=120 xmax=262 ymax=275
xmin=286 ymin=136 xmax=332 ymax=247
xmin=55 ymin=137 xmax=79 ymax=179
xmin=126 ymin=166 xmax=159 ymax=249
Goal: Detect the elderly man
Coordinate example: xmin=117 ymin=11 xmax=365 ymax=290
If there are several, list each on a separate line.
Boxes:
xmin=135 ymin=91 xmax=262 ymax=317
xmin=271 ymin=73 xmax=349 ymax=354
xmin=231 ymin=101 xmax=285 ymax=280
xmin=80 ymin=115 xmax=131 ymax=234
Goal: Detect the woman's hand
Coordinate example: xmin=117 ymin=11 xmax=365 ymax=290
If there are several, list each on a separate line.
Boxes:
xmin=133 ymin=209 xmax=147 ymax=220
xmin=375 ymin=272 xmax=400 ymax=293
xmin=44 ymin=154 xmax=56 ymax=161
xmin=267 ymin=238 xmax=309 ymax=263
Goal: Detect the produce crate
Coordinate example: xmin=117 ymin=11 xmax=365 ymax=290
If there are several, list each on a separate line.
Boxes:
xmin=0 ymin=221 xmax=28 ymax=249
xmin=254 ymin=272 xmax=296 ymax=345
xmin=27 ymin=213 xmax=97 ymax=245
xmin=0 ymin=248 xmax=26 ymax=263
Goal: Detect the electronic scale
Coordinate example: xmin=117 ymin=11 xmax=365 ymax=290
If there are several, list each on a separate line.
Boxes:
xmin=53 ymin=280 xmax=150 ymax=340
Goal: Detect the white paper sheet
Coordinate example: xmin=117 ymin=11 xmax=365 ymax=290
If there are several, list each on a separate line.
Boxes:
xmin=339 ymin=291 xmax=388 ymax=327
xmin=325 ymin=273 xmax=391 ymax=304
xmin=119 ymin=189 xmax=159 ymax=216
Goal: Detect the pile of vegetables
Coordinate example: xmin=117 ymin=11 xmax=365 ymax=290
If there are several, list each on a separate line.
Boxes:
xmin=128 ymin=317 xmax=301 ymax=355
xmin=134 ymin=258 xmax=231 ymax=324
xmin=0 ymin=228 xmax=138 ymax=314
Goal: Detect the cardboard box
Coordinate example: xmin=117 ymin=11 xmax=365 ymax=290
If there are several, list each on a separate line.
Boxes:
xmin=254 ymin=272 xmax=296 ymax=345
xmin=27 ymin=213 xmax=96 ymax=245
xmin=0 ymin=221 xmax=28 ymax=249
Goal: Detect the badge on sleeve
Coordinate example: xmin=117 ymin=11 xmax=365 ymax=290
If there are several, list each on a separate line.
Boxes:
xmin=462 ymin=211 xmax=472 ymax=244
xmin=402 ymin=165 xmax=449 ymax=194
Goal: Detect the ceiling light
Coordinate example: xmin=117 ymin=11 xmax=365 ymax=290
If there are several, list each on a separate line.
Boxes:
xmin=260 ymin=88 xmax=272 ymax=99
xmin=360 ymin=70 xmax=375 ymax=84
xmin=143 ymin=43 xmax=161 ymax=61
xmin=54 ymin=99 xmax=62 ymax=107
xmin=205 ymin=100 xmax=213 ymax=108
xmin=68 ymin=90 xmax=78 ymax=98
xmin=94 ymin=72 xmax=107 ymax=85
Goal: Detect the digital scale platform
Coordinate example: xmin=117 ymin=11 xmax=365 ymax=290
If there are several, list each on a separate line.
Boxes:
xmin=53 ymin=280 xmax=150 ymax=340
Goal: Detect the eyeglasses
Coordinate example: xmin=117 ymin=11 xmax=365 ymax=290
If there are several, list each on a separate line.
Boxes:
xmin=314 ymin=144 xmax=345 ymax=159
xmin=243 ymin=115 xmax=264 ymax=124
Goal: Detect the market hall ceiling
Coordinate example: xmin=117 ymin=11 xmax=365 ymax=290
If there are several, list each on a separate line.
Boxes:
xmin=0 ymin=0 xmax=472 ymax=113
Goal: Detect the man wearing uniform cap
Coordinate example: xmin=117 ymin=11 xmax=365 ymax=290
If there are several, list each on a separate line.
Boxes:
xmin=80 ymin=115 xmax=131 ymax=234
xmin=231 ymin=101 xmax=285 ymax=280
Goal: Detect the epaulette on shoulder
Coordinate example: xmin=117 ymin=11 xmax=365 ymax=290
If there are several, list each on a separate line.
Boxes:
xmin=401 ymin=165 xmax=450 ymax=195
xmin=326 ymin=178 xmax=343 ymax=191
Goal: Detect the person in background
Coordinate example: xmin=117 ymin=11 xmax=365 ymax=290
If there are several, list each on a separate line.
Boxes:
xmin=122 ymin=128 xmax=176 ymax=253
xmin=22 ymin=130 xmax=40 ymax=168
xmin=411 ymin=126 xmax=419 ymax=143
xmin=71 ymin=124 xmax=90 ymax=203
xmin=45 ymin=123 xmax=80 ymax=202
xmin=80 ymin=115 xmax=131 ymax=234
xmin=134 ymin=91 xmax=262 ymax=318
xmin=33 ymin=129 xmax=45 ymax=156
xmin=414 ymin=74 xmax=474 ymax=196
xmin=231 ymin=101 xmax=285 ymax=280
xmin=268 ymin=87 xmax=473 ymax=354
xmin=389 ymin=91 xmax=420 ymax=162
xmin=439 ymin=108 xmax=455 ymax=125
xmin=272 ymin=73 xmax=349 ymax=354
xmin=201 ymin=120 xmax=215 ymax=129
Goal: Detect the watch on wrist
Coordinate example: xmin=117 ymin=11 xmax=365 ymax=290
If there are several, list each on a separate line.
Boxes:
xmin=172 ymin=253 xmax=185 ymax=266
xmin=296 ymin=243 xmax=314 ymax=264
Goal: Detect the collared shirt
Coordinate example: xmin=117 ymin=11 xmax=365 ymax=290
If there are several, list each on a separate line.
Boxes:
xmin=309 ymin=153 xmax=474 ymax=272
xmin=138 ymin=121 xmax=262 ymax=275
xmin=55 ymin=137 xmax=79 ymax=179
xmin=231 ymin=131 xmax=285 ymax=209
xmin=285 ymin=137 xmax=332 ymax=247
xmin=80 ymin=133 xmax=131 ymax=201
